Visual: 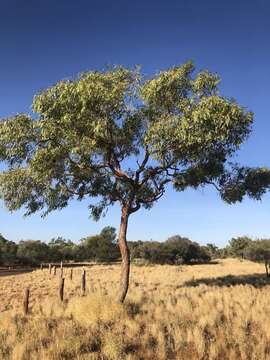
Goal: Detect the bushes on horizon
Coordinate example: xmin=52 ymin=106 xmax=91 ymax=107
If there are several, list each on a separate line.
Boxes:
xmin=203 ymin=243 xmax=221 ymax=259
xmin=4 ymin=229 xmax=270 ymax=267
xmin=47 ymin=237 xmax=78 ymax=262
xmin=228 ymin=236 xmax=252 ymax=258
xmin=0 ymin=234 xmax=18 ymax=266
xmin=129 ymin=235 xmax=210 ymax=264
xmin=16 ymin=240 xmax=50 ymax=265
xmin=80 ymin=226 xmax=120 ymax=262
xmin=244 ymin=239 xmax=270 ymax=263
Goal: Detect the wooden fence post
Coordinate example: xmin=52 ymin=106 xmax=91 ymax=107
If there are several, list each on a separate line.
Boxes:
xmin=40 ymin=263 xmax=43 ymax=270
xmin=24 ymin=288 xmax=30 ymax=315
xmin=70 ymin=268 xmax=73 ymax=280
xmin=60 ymin=267 xmax=63 ymax=278
xmin=49 ymin=263 xmax=52 ymax=274
xmin=53 ymin=266 xmax=57 ymax=276
xmin=82 ymin=269 xmax=86 ymax=295
xmin=59 ymin=278 xmax=65 ymax=302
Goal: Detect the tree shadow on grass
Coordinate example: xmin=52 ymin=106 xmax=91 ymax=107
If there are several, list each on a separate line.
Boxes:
xmin=187 ymin=260 xmax=220 ymax=265
xmin=183 ymin=273 xmax=270 ymax=288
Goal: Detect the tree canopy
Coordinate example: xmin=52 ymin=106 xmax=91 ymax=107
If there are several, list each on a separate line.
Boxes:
xmin=1 ymin=61 xmax=269 ymax=301
xmin=0 ymin=61 xmax=268 ymax=217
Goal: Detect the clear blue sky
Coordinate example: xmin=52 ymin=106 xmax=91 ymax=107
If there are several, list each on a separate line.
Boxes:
xmin=0 ymin=0 xmax=270 ymax=246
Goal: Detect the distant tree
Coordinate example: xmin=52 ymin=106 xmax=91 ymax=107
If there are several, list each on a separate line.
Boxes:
xmin=81 ymin=226 xmax=120 ymax=262
xmin=0 ymin=234 xmax=18 ymax=266
xmin=165 ymin=236 xmax=192 ymax=263
xmin=244 ymin=239 xmax=270 ymax=276
xmin=228 ymin=236 xmax=252 ymax=258
xmin=218 ymin=245 xmax=231 ymax=259
xmin=204 ymin=243 xmax=220 ymax=259
xmin=128 ymin=236 xmax=210 ymax=264
xmin=137 ymin=241 xmax=169 ymax=264
xmin=100 ymin=226 xmax=118 ymax=244
xmin=128 ymin=240 xmax=144 ymax=260
xmin=17 ymin=240 xmax=49 ymax=265
xmin=165 ymin=235 xmax=210 ymax=263
xmin=1 ymin=62 xmax=270 ymax=301
xmin=48 ymin=236 xmax=76 ymax=261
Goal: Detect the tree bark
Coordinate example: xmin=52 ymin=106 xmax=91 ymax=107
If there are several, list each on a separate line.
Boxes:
xmin=265 ymin=260 xmax=269 ymax=277
xmin=117 ymin=206 xmax=130 ymax=303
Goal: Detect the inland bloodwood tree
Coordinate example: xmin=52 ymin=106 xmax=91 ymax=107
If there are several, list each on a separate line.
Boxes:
xmin=1 ymin=61 xmax=270 ymax=302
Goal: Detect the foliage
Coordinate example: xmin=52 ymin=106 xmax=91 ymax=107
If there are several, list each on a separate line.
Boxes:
xmin=129 ymin=241 xmax=167 ymax=264
xmin=0 ymin=234 xmax=17 ymax=266
xmin=0 ymin=62 xmax=266 ymax=219
xmin=1 ymin=61 xmax=269 ymax=301
xmin=3 ymin=229 xmax=270 ymax=268
xmin=0 ymin=227 xmax=120 ymax=265
xmin=0 ymin=230 xmax=210 ymax=266
xmin=244 ymin=239 xmax=270 ymax=263
xmin=80 ymin=226 xmax=120 ymax=262
xmin=228 ymin=236 xmax=252 ymax=258
xmin=204 ymin=243 xmax=221 ymax=258
xmin=129 ymin=235 xmax=210 ymax=264
xmin=48 ymin=237 xmax=77 ymax=261
xmin=16 ymin=240 xmax=50 ymax=265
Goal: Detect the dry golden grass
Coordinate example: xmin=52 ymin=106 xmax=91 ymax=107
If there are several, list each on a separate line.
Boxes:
xmin=1 ymin=259 xmax=270 ymax=359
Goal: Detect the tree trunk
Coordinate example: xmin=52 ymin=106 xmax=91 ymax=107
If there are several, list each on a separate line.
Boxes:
xmin=265 ymin=260 xmax=269 ymax=277
xmin=117 ymin=206 xmax=130 ymax=303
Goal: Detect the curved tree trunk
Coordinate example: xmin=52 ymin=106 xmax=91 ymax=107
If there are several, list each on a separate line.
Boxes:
xmin=117 ymin=206 xmax=130 ymax=303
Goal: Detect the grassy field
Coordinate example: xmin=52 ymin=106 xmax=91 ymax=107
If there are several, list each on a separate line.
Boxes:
xmin=1 ymin=259 xmax=270 ymax=359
